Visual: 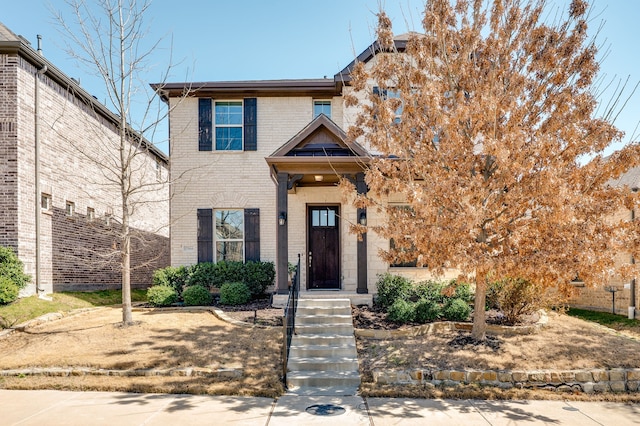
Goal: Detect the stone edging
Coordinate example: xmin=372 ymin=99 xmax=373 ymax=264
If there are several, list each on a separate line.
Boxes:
xmin=355 ymin=310 xmax=548 ymax=339
xmin=373 ymin=367 xmax=640 ymax=393
xmin=0 ymin=366 xmax=242 ymax=379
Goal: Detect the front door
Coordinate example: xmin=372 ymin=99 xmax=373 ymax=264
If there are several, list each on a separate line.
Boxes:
xmin=308 ymin=205 xmax=340 ymax=289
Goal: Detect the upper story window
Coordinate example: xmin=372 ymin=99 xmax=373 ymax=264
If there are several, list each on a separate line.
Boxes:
xmin=215 ymin=101 xmax=243 ymax=150
xmin=41 ymin=193 xmax=52 ymax=211
xmin=313 ymin=100 xmax=331 ymax=119
xmin=65 ymin=201 xmax=75 ymax=217
xmin=373 ymin=87 xmax=403 ymax=123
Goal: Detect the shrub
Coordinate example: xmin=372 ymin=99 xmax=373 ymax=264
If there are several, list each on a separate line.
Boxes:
xmin=450 ymin=281 xmax=474 ymax=302
xmin=375 ymin=273 xmax=413 ymax=309
xmin=412 ymin=280 xmax=446 ymax=303
xmin=442 ymin=298 xmax=472 ymax=321
xmin=147 ymin=285 xmax=178 ymax=307
xmin=153 ymin=266 xmax=190 ymax=295
xmin=0 ymin=276 xmax=19 ymax=305
xmin=212 ymin=261 xmax=245 ymax=287
xmin=487 ymin=277 xmax=549 ymax=324
xmin=188 ymin=262 xmax=218 ymax=289
xmin=386 ymin=299 xmax=416 ymax=323
xmin=243 ymin=261 xmax=275 ymax=297
xmin=182 ymin=285 xmax=212 ymax=306
xmin=0 ymin=246 xmax=31 ymax=290
xmin=219 ymin=282 xmax=251 ymax=305
xmin=414 ymin=298 xmax=441 ymax=323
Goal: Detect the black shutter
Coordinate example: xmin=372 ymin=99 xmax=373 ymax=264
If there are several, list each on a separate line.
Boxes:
xmin=244 ymin=208 xmax=260 ymax=261
xmin=197 ymin=209 xmax=213 ymax=263
xmin=244 ymin=98 xmax=257 ymax=151
xmin=198 ymin=98 xmax=212 ymax=151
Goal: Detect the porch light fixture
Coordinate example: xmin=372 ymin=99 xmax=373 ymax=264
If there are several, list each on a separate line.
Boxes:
xmin=279 ymin=212 xmax=287 ymax=226
xmin=314 ymin=175 xmax=324 ymax=182
xmin=359 ymin=211 xmax=367 ymax=226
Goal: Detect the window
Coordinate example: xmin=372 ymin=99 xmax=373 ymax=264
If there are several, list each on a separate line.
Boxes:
xmin=215 ymin=209 xmax=244 ymax=262
xmin=40 ymin=193 xmax=51 ymax=211
xmin=215 ymin=101 xmax=243 ymax=150
xmin=313 ymin=100 xmax=331 ymax=119
xmin=87 ymin=207 xmax=95 ymax=222
xmin=197 ymin=208 xmax=260 ymax=263
xmin=389 ymin=205 xmax=418 ymax=267
xmin=311 ymin=208 xmax=336 ymax=227
xmin=65 ymin=201 xmax=75 ymax=217
xmin=155 ymin=159 xmax=162 ymax=181
xmin=373 ymin=87 xmax=403 ymax=123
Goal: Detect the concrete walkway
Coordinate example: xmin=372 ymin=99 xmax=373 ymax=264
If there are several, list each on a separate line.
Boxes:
xmin=3 ymin=389 xmax=640 ymax=425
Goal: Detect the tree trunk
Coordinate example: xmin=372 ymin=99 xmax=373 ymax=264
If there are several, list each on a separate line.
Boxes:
xmin=121 ymin=229 xmax=133 ymax=325
xmin=472 ymin=275 xmax=487 ymax=340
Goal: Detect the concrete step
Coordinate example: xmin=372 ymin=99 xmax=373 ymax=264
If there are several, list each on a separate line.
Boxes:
xmin=286 ymin=385 xmax=360 ymax=396
xmin=296 ymin=306 xmax=353 ymax=317
xmin=287 ymin=357 xmax=359 ymax=372
xmin=297 ymin=298 xmax=352 ymax=309
xmin=289 ymin=344 xmax=357 ymax=359
xmin=295 ymin=312 xmax=353 ymax=324
xmin=286 ymin=370 xmax=361 ymax=389
xmin=291 ymin=334 xmax=355 ymax=346
xmin=295 ymin=324 xmax=354 ymax=335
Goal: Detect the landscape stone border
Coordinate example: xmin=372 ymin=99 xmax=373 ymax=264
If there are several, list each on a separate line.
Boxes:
xmin=372 ymin=367 xmax=640 ymax=393
xmin=0 ymin=366 xmax=242 ymax=379
xmin=355 ymin=310 xmax=548 ymax=339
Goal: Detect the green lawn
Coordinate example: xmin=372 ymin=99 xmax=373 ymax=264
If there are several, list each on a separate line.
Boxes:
xmin=567 ymin=307 xmax=640 ymax=330
xmin=0 ymin=289 xmax=147 ymax=329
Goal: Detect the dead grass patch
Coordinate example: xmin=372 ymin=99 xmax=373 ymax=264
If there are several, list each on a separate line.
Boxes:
xmin=0 ymin=307 xmax=284 ymax=396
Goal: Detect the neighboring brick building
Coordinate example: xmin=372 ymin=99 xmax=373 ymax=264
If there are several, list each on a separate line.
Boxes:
xmin=569 ymin=166 xmax=639 ymax=316
xmin=154 ymin=35 xmax=458 ymax=304
xmin=0 ymin=22 xmax=169 ymax=295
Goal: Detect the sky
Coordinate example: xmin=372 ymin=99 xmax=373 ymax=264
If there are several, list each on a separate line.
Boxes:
xmin=3 ymin=0 xmax=640 ymax=155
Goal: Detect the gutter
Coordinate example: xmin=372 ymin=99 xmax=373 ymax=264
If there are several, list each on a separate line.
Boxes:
xmin=34 ymin=36 xmax=47 ymax=298
xmin=631 ymin=186 xmax=638 ymax=319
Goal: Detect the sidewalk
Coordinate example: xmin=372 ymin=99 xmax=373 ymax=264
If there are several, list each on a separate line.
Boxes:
xmin=3 ymin=389 xmax=640 ymax=425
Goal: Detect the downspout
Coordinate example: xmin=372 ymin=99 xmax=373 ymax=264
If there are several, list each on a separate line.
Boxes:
xmin=34 ymin=35 xmax=47 ymax=297
xmin=630 ymin=187 xmax=638 ymax=319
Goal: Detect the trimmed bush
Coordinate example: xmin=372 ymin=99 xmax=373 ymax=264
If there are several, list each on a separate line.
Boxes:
xmin=414 ymin=298 xmax=441 ymax=323
xmin=442 ymin=298 xmax=471 ymax=321
xmin=147 ymin=285 xmax=178 ymax=307
xmin=387 ymin=299 xmax=416 ymax=323
xmin=412 ymin=280 xmax=446 ymax=303
xmin=219 ymin=282 xmax=251 ymax=305
xmin=153 ymin=266 xmax=190 ymax=295
xmin=182 ymin=285 xmax=212 ymax=306
xmin=188 ymin=262 xmax=219 ymax=289
xmin=243 ymin=261 xmax=275 ymax=297
xmin=375 ymin=273 xmax=413 ymax=309
xmin=452 ymin=281 xmax=473 ymax=302
xmin=487 ymin=277 xmax=549 ymax=324
xmin=0 ymin=246 xmax=31 ymax=290
xmin=0 ymin=276 xmax=19 ymax=305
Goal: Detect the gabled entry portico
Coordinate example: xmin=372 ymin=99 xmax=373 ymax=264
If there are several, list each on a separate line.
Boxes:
xmin=266 ymin=114 xmax=371 ymax=297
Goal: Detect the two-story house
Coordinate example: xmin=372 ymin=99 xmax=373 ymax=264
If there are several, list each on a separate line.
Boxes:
xmin=154 ymin=35 xmax=459 ymax=304
xmin=0 ymin=22 xmax=169 ymax=295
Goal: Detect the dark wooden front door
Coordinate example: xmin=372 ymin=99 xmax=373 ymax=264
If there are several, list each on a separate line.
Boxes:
xmin=308 ymin=206 xmax=340 ymax=289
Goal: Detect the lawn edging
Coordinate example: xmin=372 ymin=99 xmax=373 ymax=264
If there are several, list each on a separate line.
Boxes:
xmin=355 ymin=310 xmax=548 ymax=339
xmin=0 ymin=366 xmax=242 ymax=379
xmin=372 ymin=368 xmax=640 ymax=393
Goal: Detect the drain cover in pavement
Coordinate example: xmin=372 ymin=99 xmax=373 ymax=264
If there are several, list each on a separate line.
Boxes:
xmin=305 ymin=404 xmax=346 ymax=416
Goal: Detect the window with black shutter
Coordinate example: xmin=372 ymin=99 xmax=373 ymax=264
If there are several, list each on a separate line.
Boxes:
xmin=198 ymin=99 xmax=212 ymax=151
xmin=244 ymin=98 xmax=257 ymax=151
xmin=244 ymin=208 xmax=260 ymax=261
xmin=197 ymin=208 xmax=213 ymax=262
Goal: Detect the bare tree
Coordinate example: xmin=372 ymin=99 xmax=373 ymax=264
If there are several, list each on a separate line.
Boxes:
xmin=52 ymin=0 xmax=179 ymax=325
xmin=344 ymin=0 xmax=640 ymax=339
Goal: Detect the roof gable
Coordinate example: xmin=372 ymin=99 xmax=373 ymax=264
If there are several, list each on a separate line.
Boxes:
xmin=270 ymin=114 xmax=368 ymax=158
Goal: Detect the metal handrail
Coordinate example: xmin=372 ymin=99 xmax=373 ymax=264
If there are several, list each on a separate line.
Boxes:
xmin=282 ymin=254 xmax=300 ymax=385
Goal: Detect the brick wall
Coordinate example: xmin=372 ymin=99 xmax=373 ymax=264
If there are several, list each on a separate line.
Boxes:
xmin=0 ymin=53 xmax=19 ymax=251
xmin=10 ymin=53 xmax=169 ymax=294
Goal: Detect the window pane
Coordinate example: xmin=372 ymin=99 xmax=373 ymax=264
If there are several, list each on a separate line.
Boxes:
xmin=216 ymin=241 xmax=243 ymax=262
xmin=215 ymin=210 xmax=244 ymax=239
xmin=215 ymin=101 xmax=243 ymax=125
xmin=328 ymin=209 xmax=336 ymax=227
xmin=215 ymin=127 xmax=243 ymax=150
xmin=312 ymin=210 xmax=319 ymax=227
xmin=313 ymin=100 xmax=331 ymax=119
